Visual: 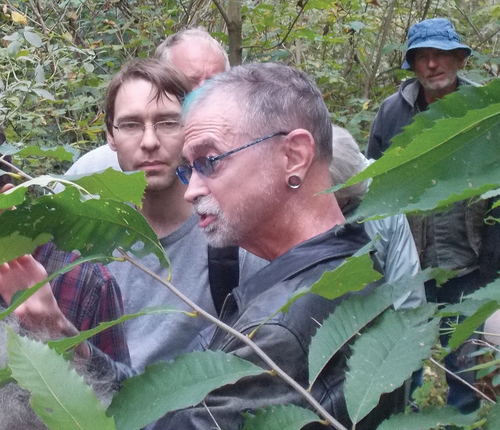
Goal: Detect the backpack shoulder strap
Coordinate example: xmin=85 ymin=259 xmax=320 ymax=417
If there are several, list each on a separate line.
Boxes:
xmin=207 ymin=245 xmax=240 ymax=315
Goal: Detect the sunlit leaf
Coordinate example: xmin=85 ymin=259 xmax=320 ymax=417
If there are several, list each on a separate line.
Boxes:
xmin=333 ymin=81 xmax=500 ymax=220
xmin=11 ymin=11 xmax=27 ymax=25
xmin=0 ymin=187 xmax=167 ymax=267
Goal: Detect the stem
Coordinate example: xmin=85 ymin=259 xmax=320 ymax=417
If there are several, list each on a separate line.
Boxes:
xmin=119 ymin=249 xmax=349 ymax=430
xmin=429 ymin=357 xmax=495 ymax=405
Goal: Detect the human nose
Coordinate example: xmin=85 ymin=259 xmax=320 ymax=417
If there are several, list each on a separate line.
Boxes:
xmin=427 ymin=54 xmax=438 ymax=68
xmin=140 ymin=125 xmax=160 ymax=151
xmin=184 ymin=169 xmax=210 ymax=203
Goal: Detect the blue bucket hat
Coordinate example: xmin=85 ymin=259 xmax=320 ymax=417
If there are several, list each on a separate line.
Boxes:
xmin=402 ymin=18 xmax=472 ymax=69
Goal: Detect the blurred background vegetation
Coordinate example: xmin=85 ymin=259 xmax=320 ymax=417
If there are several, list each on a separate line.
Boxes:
xmin=0 ymin=0 xmax=498 ymax=176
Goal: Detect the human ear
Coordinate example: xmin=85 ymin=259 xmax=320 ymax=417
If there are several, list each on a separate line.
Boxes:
xmin=282 ymin=129 xmax=315 ymax=185
xmin=107 ymin=129 xmax=117 ymax=152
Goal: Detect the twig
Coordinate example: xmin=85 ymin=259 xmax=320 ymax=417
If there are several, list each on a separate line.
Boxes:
xmin=119 ymin=249 xmax=348 ymax=430
xmin=429 ymin=357 xmax=495 ymax=405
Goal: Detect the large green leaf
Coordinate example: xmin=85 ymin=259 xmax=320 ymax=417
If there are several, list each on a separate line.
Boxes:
xmin=465 ymin=277 xmax=500 ymax=302
xmin=345 ymin=306 xmax=440 ymax=423
xmin=336 ymin=80 xmax=500 ymax=219
xmin=0 ymin=187 xmax=168 ymax=266
xmin=241 ymin=404 xmax=321 ymax=430
xmin=447 ymin=300 xmax=499 ymax=351
xmin=0 ymin=169 xmax=147 ymax=211
xmin=311 ymin=253 xmax=383 ymax=300
xmin=7 ymin=327 xmax=116 ymax=430
xmin=485 ymin=401 xmax=500 ymax=430
xmin=52 ymin=168 xmax=147 ymax=207
xmin=107 ymin=350 xmax=267 ymax=430
xmin=308 ymin=274 xmax=438 ymax=387
xmin=377 ymin=406 xmax=478 ymax=430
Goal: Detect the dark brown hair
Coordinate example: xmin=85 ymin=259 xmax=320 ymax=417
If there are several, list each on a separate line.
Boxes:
xmin=105 ymin=58 xmax=192 ymax=136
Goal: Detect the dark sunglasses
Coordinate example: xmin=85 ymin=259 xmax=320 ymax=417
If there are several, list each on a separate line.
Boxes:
xmin=176 ymin=132 xmax=288 ymax=185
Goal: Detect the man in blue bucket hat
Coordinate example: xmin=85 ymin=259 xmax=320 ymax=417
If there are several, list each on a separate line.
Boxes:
xmin=367 ymin=18 xmax=473 ymax=159
xmin=367 ymin=18 xmax=484 ymax=414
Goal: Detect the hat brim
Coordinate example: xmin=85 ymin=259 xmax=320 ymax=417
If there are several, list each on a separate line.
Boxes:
xmin=402 ymin=43 xmax=472 ymax=70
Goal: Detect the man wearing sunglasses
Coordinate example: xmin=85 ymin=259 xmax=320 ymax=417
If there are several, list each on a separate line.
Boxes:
xmin=148 ymin=62 xmax=401 ymax=429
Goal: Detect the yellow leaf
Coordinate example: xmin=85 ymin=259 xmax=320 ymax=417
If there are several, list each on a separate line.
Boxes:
xmin=11 ymin=11 xmax=27 ymax=25
xmin=362 ymin=101 xmax=370 ymax=110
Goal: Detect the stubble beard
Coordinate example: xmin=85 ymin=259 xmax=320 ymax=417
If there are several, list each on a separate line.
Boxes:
xmin=194 ymin=195 xmax=241 ymax=248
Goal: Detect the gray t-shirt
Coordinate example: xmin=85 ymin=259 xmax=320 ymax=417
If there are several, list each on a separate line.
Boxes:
xmin=108 ymin=215 xmax=267 ymax=372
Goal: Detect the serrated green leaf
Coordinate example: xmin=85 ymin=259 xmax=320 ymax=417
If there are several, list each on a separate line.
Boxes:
xmin=339 ymin=81 xmax=500 ymax=220
xmin=7 ymin=327 xmax=116 ymax=430
xmin=485 ymin=402 xmax=500 ymax=429
xmin=311 ymin=253 xmax=382 ymax=300
xmin=0 ymin=230 xmax=52 ymax=266
xmin=108 ymin=350 xmax=266 ymax=430
xmin=0 ymin=187 xmax=168 ymax=267
xmin=447 ymin=301 xmax=499 ymax=351
xmin=242 ymin=404 xmax=321 ymax=430
xmin=440 ymin=299 xmax=494 ymax=318
xmin=53 ymin=168 xmax=147 ymax=206
xmin=465 ymin=277 xmax=500 ymax=302
xmin=378 ymin=406 xmax=478 ymax=430
xmin=308 ymin=275 xmax=438 ymax=387
xmin=345 ymin=307 xmax=439 ymax=423
xmin=23 ymin=30 xmax=42 ymax=47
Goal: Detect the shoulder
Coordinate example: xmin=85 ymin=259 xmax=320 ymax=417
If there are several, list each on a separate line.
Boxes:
xmin=66 ymin=145 xmax=120 ymax=175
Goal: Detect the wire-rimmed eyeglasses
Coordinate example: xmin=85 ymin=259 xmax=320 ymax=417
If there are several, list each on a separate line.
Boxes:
xmin=113 ymin=120 xmax=181 ymax=138
xmin=176 ymin=132 xmax=288 ymax=185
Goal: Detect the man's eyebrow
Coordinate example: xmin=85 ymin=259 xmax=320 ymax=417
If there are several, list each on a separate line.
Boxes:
xmin=184 ymin=139 xmax=216 ymax=160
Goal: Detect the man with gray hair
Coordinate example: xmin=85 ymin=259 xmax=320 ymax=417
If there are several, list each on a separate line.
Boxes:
xmin=366 ymin=18 xmax=482 ymax=413
xmin=155 ymin=62 xmax=401 ymax=429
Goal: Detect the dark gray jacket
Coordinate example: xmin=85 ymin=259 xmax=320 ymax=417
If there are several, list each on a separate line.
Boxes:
xmin=366 ymin=76 xmax=488 ymax=296
xmin=366 ymin=76 xmax=476 ymax=160
xmin=154 ymin=223 xmax=400 ymax=429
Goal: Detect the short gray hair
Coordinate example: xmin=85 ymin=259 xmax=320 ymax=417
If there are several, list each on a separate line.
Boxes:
xmin=330 ymin=125 xmax=369 ymax=211
xmin=154 ymin=26 xmax=230 ymax=72
xmin=183 ymin=63 xmax=333 ymax=162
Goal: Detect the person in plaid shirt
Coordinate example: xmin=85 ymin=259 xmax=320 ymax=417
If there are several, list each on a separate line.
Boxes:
xmin=0 ymin=130 xmax=129 ymax=365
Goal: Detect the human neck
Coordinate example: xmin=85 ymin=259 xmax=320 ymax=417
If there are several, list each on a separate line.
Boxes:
xmin=139 ymin=183 xmax=192 ymax=239
xmin=243 ymin=187 xmax=344 ymax=262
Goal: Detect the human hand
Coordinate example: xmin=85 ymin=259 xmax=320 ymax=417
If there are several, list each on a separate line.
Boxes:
xmin=0 ymin=255 xmax=79 ymax=339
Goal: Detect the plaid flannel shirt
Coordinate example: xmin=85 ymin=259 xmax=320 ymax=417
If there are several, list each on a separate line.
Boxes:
xmin=33 ymin=242 xmax=130 ymax=365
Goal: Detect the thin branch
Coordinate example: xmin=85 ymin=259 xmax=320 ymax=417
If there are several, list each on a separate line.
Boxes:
xmin=211 ymin=0 xmax=230 ymax=26
xmin=278 ymin=0 xmax=309 ymax=47
xmin=429 ymin=357 xmax=495 ymax=405
xmin=119 ymin=249 xmax=348 ymax=430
